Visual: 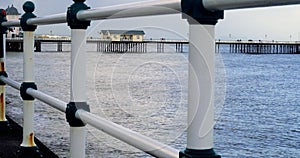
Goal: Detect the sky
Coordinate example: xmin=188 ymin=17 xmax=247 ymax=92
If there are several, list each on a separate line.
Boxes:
xmin=1 ymin=0 xmax=300 ymax=41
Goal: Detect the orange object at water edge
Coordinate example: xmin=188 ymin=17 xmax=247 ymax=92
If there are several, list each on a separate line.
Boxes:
xmin=29 ymin=132 xmax=35 ymax=146
xmin=0 ymin=62 xmax=4 ymax=72
xmin=0 ymin=93 xmax=4 ymax=121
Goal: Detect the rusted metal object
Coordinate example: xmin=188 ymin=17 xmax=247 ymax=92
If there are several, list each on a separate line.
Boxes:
xmin=0 ymin=62 xmax=4 ymax=72
xmin=29 ymin=132 xmax=36 ymax=146
xmin=0 ymin=92 xmax=5 ymax=121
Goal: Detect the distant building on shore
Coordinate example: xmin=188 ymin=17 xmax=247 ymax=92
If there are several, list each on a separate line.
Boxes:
xmin=5 ymin=5 xmax=22 ymax=38
xmin=99 ymin=30 xmax=145 ymax=42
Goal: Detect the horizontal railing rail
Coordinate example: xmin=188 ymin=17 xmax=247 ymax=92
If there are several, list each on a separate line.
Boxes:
xmin=2 ymin=0 xmax=300 ymax=28
xmin=2 ymin=0 xmax=181 ymax=27
xmin=202 ymin=0 xmax=300 ymax=11
xmin=0 ymin=75 xmax=178 ymax=157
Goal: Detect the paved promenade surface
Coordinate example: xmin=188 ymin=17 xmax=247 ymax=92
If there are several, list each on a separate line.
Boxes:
xmin=0 ymin=116 xmax=58 ymax=158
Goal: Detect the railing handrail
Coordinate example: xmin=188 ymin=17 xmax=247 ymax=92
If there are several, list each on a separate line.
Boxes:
xmin=203 ymin=0 xmax=300 ymax=11
xmin=76 ymin=0 xmax=181 ymax=21
xmin=1 ymin=0 xmax=181 ymax=27
xmin=3 ymin=0 xmax=300 ymax=28
xmin=0 ymin=75 xmax=179 ymax=158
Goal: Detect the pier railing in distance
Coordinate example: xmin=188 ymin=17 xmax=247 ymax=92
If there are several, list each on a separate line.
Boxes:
xmin=1 ymin=0 xmax=300 ymax=158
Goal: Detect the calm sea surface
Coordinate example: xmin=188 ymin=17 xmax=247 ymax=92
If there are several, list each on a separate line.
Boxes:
xmin=4 ymin=45 xmax=300 ymax=158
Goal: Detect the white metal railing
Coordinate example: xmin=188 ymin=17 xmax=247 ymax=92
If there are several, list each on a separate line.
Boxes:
xmin=1 ymin=0 xmax=300 ymax=158
xmin=2 ymin=0 xmax=300 ymax=27
xmin=1 ymin=0 xmax=181 ymax=27
xmin=0 ymin=76 xmax=178 ymax=157
xmin=202 ymin=0 xmax=300 ymax=10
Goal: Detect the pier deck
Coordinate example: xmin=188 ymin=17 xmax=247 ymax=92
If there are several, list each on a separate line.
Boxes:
xmin=216 ymin=40 xmax=300 ymax=54
xmin=6 ymin=38 xmax=188 ymax=53
xmin=0 ymin=116 xmax=58 ymax=158
xmin=6 ymin=38 xmax=300 ymax=54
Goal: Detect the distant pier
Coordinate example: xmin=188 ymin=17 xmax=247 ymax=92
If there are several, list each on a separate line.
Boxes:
xmin=216 ymin=40 xmax=300 ymax=54
xmin=6 ymin=38 xmax=300 ymax=54
xmin=6 ymin=38 xmax=188 ymax=53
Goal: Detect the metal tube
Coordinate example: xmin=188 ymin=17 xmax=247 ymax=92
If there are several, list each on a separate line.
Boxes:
xmin=0 ymin=76 xmax=66 ymax=112
xmin=203 ymin=0 xmax=300 ymax=11
xmin=70 ymin=127 xmax=86 ymax=157
xmin=71 ymin=29 xmax=86 ymax=102
xmin=1 ymin=0 xmax=180 ymax=27
xmin=77 ymin=0 xmax=181 ymax=21
xmin=187 ymin=24 xmax=215 ymax=149
xmin=0 ymin=34 xmax=6 ymax=122
xmin=26 ymin=88 xmax=67 ymax=112
xmin=26 ymin=13 xmax=66 ymax=26
xmin=23 ymin=32 xmax=34 ymax=82
xmin=0 ymin=76 xmax=21 ymax=90
xmin=21 ymin=31 xmax=36 ymax=147
xmin=76 ymin=110 xmax=179 ymax=158
xmin=0 ymin=72 xmax=178 ymax=157
xmin=21 ymin=100 xmax=36 ymax=147
xmin=2 ymin=0 xmax=300 ymax=28
xmin=70 ymin=29 xmax=87 ymax=158
xmin=1 ymin=20 xmax=20 ymax=27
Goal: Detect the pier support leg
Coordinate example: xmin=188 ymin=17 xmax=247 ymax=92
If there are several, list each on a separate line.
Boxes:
xmin=57 ymin=42 xmax=63 ymax=52
xmin=34 ymin=41 xmax=41 ymax=52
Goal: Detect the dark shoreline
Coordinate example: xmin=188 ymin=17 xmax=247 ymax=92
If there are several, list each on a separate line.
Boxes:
xmin=0 ymin=116 xmax=59 ymax=158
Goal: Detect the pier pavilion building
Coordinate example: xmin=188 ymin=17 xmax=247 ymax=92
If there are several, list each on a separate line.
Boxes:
xmin=5 ymin=5 xmax=22 ymax=38
xmin=99 ymin=30 xmax=145 ymax=42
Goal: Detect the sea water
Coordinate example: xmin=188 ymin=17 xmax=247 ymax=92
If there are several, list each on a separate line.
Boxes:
xmin=4 ymin=47 xmax=300 ymax=157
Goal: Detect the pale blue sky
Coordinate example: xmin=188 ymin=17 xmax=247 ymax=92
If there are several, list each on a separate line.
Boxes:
xmin=1 ymin=0 xmax=300 ymax=41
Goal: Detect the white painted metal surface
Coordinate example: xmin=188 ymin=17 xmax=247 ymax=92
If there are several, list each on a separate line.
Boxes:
xmin=1 ymin=0 xmax=300 ymax=157
xmin=0 ymin=76 xmax=66 ymax=112
xmin=23 ymin=31 xmax=35 ymax=82
xmin=27 ymin=13 xmax=66 ymax=26
xmin=26 ymin=88 xmax=67 ymax=112
xmin=0 ymin=76 xmax=21 ymax=90
xmin=203 ymin=0 xmax=300 ymax=11
xmin=1 ymin=0 xmax=180 ymax=27
xmin=70 ymin=127 xmax=86 ymax=158
xmin=2 ymin=34 xmax=6 ymax=61
xmin=187 ymin=24 xmax=215 ymax=149
xmin=21 ymin=100 xmax=37 ymax=147
xmin=21 ymin=31 xmax=37 ymax=147
xmin=71 ymin=29 xmax=86 ymax=102
xmin=76 ymin=109 xmax=179 ymax=158
xmin=70 ymin=29 xmax=87 ymax=158
xmin=1 ymin=20 xmax=20 ymax=27
xmin=77 ymin=0 xmax=180 ymax=21
xmin=0 ymin=70 xmax=178 ymax=157
xmin=2 ymin=0 xmax=300 ymax=27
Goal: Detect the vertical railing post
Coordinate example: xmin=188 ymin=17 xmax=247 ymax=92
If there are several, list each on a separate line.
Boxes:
xmin=0 ymin=9 xmax=9 ymax=129
xmin=17 ymin=2 xmax=42 ymax=158
xmin=66 ymin=0 xmax=91 ymax=157
xmin=180 ymin=1 xmax=223 ymax=157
